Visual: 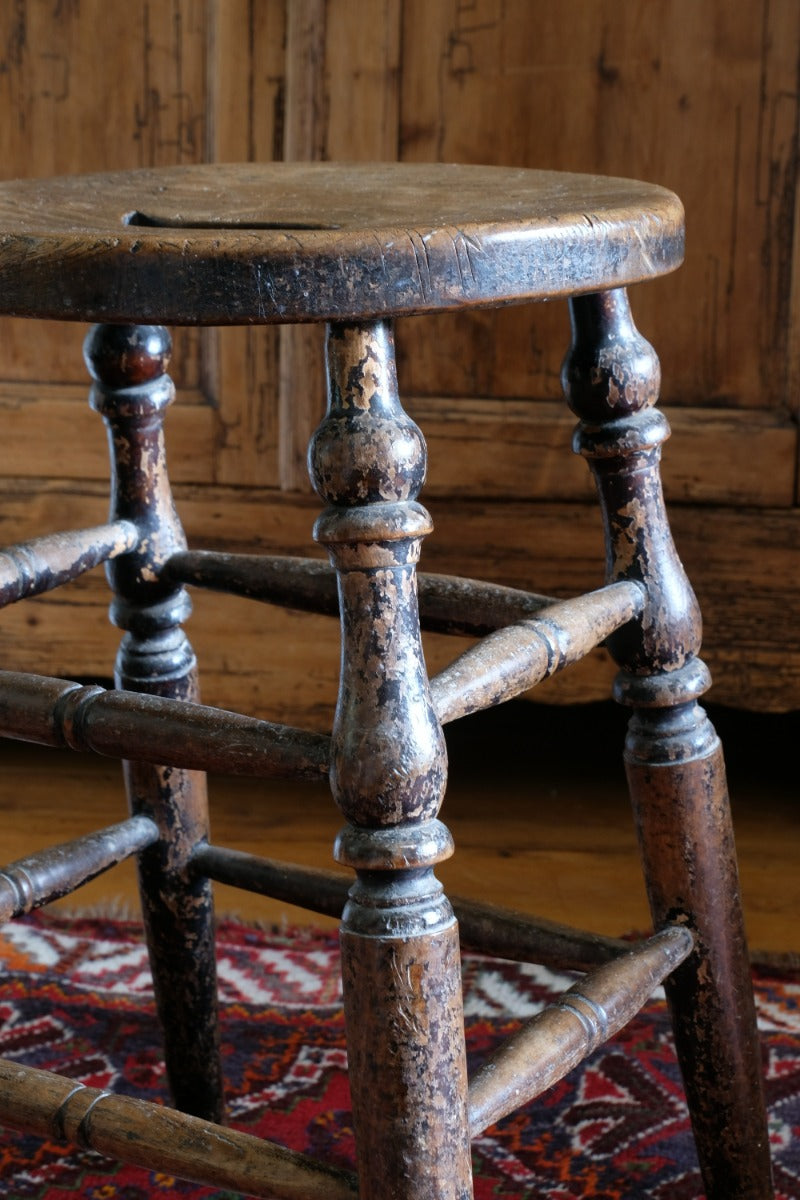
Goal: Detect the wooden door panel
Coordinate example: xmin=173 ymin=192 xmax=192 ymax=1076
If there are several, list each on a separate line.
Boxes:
xmin=397 ymin=0 xmax=800 ymax=418
xmin=0 ymin=0 xmax=211 ymax=512
xmin=0 ymin=384 xmax=216 ymax=485
xmin=0 ymin=319 xmax=203 ymax=391
xmin=413 ymin=399 xmax=796 ymax=508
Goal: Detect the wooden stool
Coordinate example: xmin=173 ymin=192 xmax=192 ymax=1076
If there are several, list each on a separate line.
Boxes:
xmin=0 ymin=164 xmax=773 ymax=1199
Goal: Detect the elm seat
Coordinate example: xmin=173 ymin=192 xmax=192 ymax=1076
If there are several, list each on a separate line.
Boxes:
xmin=0 ymin=162 xmax=683 ymax=322
xmin=0 ymin=163 xmax=773 ymax=1200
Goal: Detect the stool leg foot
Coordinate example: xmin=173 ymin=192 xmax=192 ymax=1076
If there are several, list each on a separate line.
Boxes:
xmin=310 ymin=321 xmax=473 ymax=1200
xmin=87 ymin=324 xmax=223 ymax=1123
xmin=563 ymin=288 xmax=773 ymax=1197
xmin=120 ymin=757 xmax=221 ymax=1123
xmin=623 ymin=693 xmax=773 ymax=1198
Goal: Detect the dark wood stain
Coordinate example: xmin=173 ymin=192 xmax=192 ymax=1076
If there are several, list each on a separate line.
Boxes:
xmin=0 ymin=162 xmax=774 ymax=1199
xmin=564 ymin=286 xmax=773 ymax=1197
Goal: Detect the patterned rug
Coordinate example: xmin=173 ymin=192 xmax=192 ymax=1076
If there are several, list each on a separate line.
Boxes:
xmin=0 ymin=913 xmax=797 ymax=1199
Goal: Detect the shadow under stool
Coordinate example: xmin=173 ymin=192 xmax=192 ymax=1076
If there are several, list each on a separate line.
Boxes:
xmin=0 ymin=163 xmax=773 ymax=1199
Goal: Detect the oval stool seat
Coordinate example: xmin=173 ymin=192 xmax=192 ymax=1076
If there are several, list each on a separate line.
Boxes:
xmin=0 ymin=162 xmax=683 ymax=323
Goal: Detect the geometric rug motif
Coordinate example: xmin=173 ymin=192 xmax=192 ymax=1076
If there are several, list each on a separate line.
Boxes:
xmin=0 ymin=913 xmax=798 ymax=1199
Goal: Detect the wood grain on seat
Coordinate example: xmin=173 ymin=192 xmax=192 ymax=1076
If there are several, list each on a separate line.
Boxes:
xmin=0 ymin=163 xmax=683 ymax=323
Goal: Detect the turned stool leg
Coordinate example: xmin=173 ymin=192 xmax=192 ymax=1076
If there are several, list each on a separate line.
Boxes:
xmin=85 ymin=325 xmax=224 ymax=1124
xmin=309 ymin=322 xmax=473 ymax=1200
xmin=563 ymin=290 xmax=773 ymax=1198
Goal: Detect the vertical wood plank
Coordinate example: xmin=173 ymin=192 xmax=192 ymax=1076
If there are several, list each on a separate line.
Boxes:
xmin=397 ymin=0 xmax=800 ymax=416
xmin=324 ymin=1 xmax=402 ymax=161
xmin=0 ymin=0 xmax=207 ymax=388
xmin=284 ymin=0 xmax=329 ymax=163
xmin=277 ymin=0 xmax=329 ymax=493
xmin=278 ymin=0 xmax=403 ymax=493
xmin=206 ymin=0 xmax=287 ymax=488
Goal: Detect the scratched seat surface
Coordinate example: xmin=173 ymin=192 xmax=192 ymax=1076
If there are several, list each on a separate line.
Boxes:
xmin=0 ymin=163 xmax=683 ymax=325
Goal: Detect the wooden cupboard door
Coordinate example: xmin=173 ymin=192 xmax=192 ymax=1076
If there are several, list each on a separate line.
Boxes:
xmin=0 ymin=0 xmax=290 ymax=494
xmin=398 ymin=0 xmax=800 ymax=412
xmin=269 ymin=0 xmax=800 ymax=508
xmin=393 ymin=0 xmax=800 ymax=512
xmin=0 ymin=0 xmax=212 ymax=498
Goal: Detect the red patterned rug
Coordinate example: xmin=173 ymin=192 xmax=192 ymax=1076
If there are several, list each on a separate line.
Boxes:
xmin=0 ymin=913 xmax=797 ymax=1198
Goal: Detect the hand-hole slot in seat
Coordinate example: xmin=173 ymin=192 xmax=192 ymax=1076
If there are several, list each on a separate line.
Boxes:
xmin=122 ymin=209 xmax=337 ymax=231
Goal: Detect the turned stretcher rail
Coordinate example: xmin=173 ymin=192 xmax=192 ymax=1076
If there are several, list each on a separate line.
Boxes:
xmin=0 ymin=1058 xmax=358 ymax=1200
xmin=0 ymin=815 xmax=158 ymax=919
xmin=0 ymin=521 xmax=138 ymax=608
xmin=467 ymin=925 xmax=694 ymax=1136
xmin=430 ymin=581 xmax=644 ymax=723
xmin=451 ymin=893 xmax=629 ymax=969
xmin=194 ymin=844 xmax=630 ymax=971
xmin=0 ymin=578 xmax=636 ymax=780
xmin=165 ymin=550 xmax=556 ymax=636
xmin=0 ymin=671 xmax=330 ymax=780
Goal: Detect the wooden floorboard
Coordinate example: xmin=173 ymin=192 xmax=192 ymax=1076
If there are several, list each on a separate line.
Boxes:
xmin=0 ymin=701 xmax=796 ymax=955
